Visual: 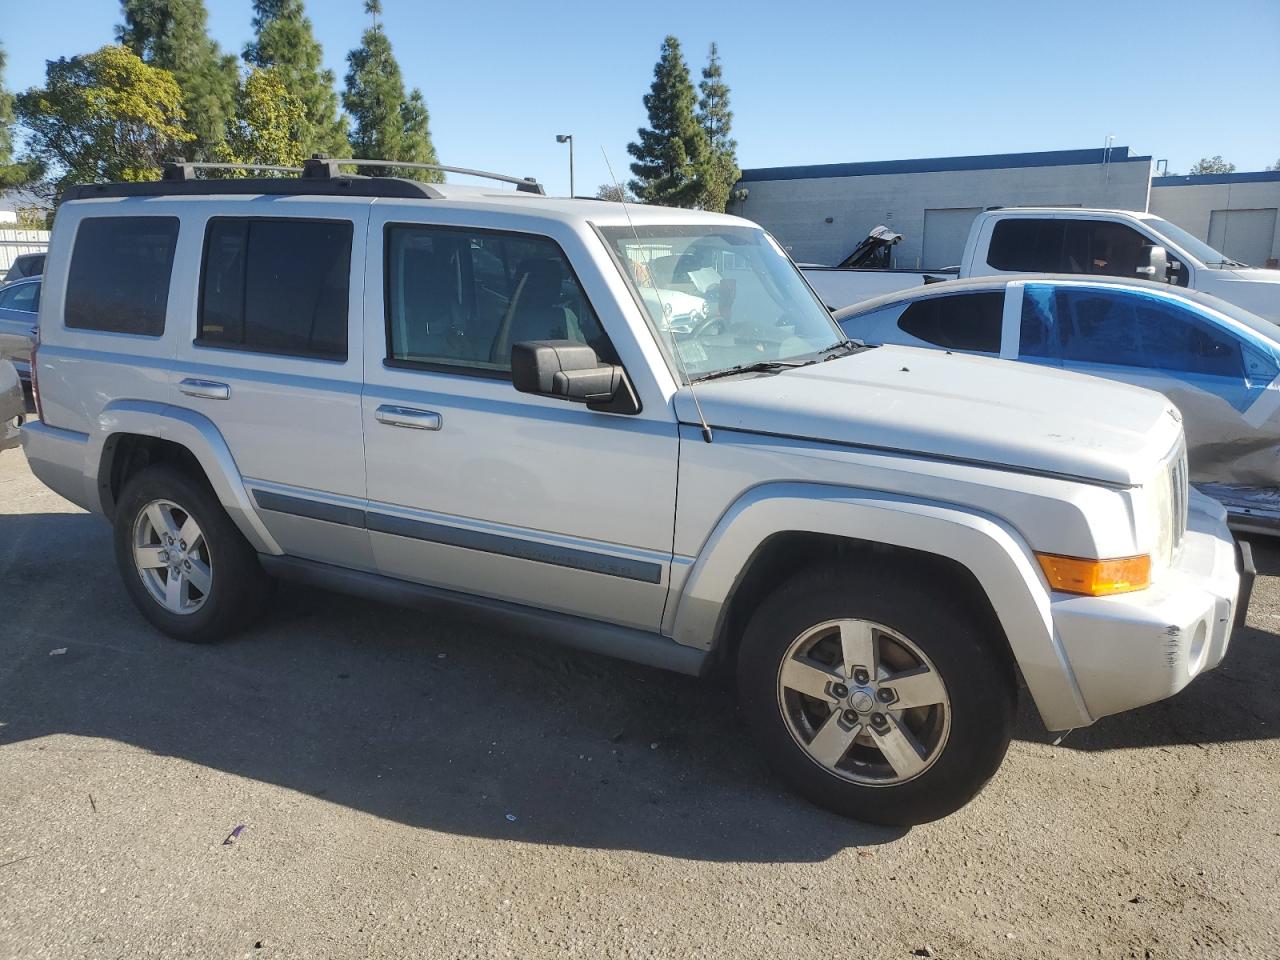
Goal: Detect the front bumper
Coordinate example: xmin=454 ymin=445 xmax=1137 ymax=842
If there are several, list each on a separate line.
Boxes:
xmin=1051 ymin=493 xmax=1244 ymax=724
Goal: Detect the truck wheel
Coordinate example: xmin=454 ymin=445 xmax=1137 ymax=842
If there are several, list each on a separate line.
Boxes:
xmin=737 ymin=563 xmax=1015 ymax=825
xmin=112 ymin=465 xmax=271 ymax=643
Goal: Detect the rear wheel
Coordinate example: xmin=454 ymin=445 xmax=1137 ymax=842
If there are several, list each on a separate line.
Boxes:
xmin=113 ymin=465 xmax=270 ymax=642
xmin=737 ymin=563 xmax=1015 ymax=825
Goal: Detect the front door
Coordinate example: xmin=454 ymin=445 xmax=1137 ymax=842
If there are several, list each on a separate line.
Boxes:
xmin=360 ymin=212 xmax=678 ymax=631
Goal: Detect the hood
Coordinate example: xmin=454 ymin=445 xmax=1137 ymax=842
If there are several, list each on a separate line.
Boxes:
xmin=1206 ymin=269 xmax=1280 ymax=323
xmin=675 ymin=346 xmax=1181 ymax=486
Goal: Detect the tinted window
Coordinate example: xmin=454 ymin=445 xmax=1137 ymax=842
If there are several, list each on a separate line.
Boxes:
xmin=66 ymin=217 xmax=179 ymax=335
xmin=986 ymin=219 xmax=1065 ymax=272
xmin=1062 ymin=221 xmax=1150 ymax=278
xmin=385 ymin=225 xmax=613 ymax=374
xmin=1019 ymin=284 xmax=1057 ymax=359
xmin=1057 ymin=288 xmax=1244 ymax=377
xmin=0 ymin=281 xmax=39 ymax=313
xmin=897 ymin=292 xmax=1003 ymax=353
xmin=199 ymin=218 xmax=352 ymax=360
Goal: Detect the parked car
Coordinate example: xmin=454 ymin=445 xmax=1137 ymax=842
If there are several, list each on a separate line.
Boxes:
xmin=804 ymin=208 xmax=1280 ymax=320
xmin=22 ymin=160 xmax=1248 ymax=826
xmin=0 ymin=276 xmax=40 ymax=380
xmin=1 ymin=358 xmax=24 ymax=451
xmin=3 ymin=251 xmax=45 ymax=285
xmin=835 ymin=275 xmax=1280 ymax=535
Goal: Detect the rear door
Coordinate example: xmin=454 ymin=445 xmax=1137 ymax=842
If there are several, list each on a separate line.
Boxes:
xmin=359 ymin=209 xmax=679 ymax=630
xmin=171 ymin=199 xmax=373 ymax=569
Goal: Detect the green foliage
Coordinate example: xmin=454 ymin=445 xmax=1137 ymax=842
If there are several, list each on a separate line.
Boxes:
xmin=342 ymin=1 xmax=441 ymax=180
xmin=696 ymin=42 xmax=739 ymax=213
xmin=215 ymin=68 xmax=305 ymax=172
xmin=244 ymin=0 xmax=347 ymax=157
xmin=15 ymin=45 xmax=194 ymax=197
xmin=1 ymin=44 xmax=36 ymax=188
xmin=627 ymin=35 xmax=709 ymax=208
xmin=1190 ymin=155 xmax=1236 ymax=175
xmin=595 ymin=182 xmax=634 ymax=202
xmin=117 ymin=0 xmax=238 ymax=160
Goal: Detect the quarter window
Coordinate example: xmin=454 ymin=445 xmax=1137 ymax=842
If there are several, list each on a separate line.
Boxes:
xmin=0 ymin=281 xmax=38 ymax=312
xmin=896 ymin=292 xmax=1003 ymax=353
xmin=384 ymin=225 xmax=613 ymax=375
xmin=198 ymin=217 xmax=352 ymax=360
xmin=65 ymin=217 xmax=179 ymax=336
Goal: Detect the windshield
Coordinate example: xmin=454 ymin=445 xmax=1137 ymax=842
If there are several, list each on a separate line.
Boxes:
xmin=598 ymin=224 xmax=844 ymax=380
xmin=1146 ymin=216 xmax=1245 ymax=268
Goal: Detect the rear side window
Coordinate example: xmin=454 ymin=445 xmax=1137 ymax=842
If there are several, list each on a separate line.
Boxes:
xmin=198 ymin=217 xmax=352 ymax=360
xmin=65 ymin=217 xmax=179 ymax=336
xmin=986 ymin=218 xmax=1065 ymax=272
xmin=897 ymin=292 xmax=1004 ymax=353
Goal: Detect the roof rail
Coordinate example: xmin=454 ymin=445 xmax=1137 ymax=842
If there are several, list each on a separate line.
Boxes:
xmin=305 ymin=157 xmax=545 ymax=194
xmin=163 ymin=161 xmax=304 ymax=181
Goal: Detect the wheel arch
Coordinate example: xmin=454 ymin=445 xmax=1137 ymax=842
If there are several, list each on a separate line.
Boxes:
xmin=669 ymin=482 xmax=1092 ymax=731
xmin=90 ymin=400 xmax=281 ymax=555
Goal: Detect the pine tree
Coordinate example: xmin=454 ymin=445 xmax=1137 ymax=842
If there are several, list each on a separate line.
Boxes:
xmin=627 ymin=36 xmax=708 ymax=207
xmin=696 ymin=42 xmax=740 ymax=214
xmin=343 ymin=1 xmax=441 ymax=180
xmin=244 ymin=0 xmax=347 ymax=158
xmin=117 ymin=0 xmax=238 ymax=160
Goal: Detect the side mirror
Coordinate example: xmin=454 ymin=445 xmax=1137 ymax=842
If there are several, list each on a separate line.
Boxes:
xmin=1137 ymin=244 xmax=1170 ymax=283
xmin=511 ymin=340 xmax=640 ymax=415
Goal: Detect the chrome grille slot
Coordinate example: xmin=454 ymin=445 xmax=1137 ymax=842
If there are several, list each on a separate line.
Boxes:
xmin=1170 ymin=445 xmax=1188 ymax=549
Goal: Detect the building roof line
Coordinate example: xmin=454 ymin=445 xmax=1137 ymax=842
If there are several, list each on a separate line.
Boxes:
xmin=1151 ymin=170 xmax=1280 ymax=187
xmin=738 ymin=147 xmax=1151 ymax=183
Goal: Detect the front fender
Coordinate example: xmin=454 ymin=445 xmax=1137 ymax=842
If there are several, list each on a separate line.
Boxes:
xmin=91 ymin=399 xmax=282 ymax=555
xmin=668 ymin=482 xmax=1092 ymax=731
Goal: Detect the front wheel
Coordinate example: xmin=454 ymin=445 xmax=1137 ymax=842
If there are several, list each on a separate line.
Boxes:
xmin=737 ymin=564 xmax=1016 ymax=825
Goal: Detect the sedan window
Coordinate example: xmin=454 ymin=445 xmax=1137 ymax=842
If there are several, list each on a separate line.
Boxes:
xmin=896 ymin=292 xmax=1003 ymax=353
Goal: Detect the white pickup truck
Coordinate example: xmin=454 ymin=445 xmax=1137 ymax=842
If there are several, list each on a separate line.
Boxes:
xmin=803 ymin=208 xmax=1280 ymax=320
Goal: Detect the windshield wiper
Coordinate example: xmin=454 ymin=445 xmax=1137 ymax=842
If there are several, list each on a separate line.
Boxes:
xmin=691 ymin=359 xmax=810 ymax=383
xmin=818 ymin=338 xmax=868 ymax=358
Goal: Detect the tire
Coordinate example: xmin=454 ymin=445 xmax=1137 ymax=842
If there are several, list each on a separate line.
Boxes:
xmin=112 ymin=464 xmax=271 ymax=643
xmin=736 ymin=563 xmax=1016 ymax=826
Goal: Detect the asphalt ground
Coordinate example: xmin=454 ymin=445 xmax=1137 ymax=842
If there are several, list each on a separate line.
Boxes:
xmin=1 ymin=442 xmax=1277 ymax=960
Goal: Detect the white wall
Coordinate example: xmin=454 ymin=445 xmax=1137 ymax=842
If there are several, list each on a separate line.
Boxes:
xmin=729 ymin=159 xmax=1152 ymax=269
xmin=0 ymin=229 xmax=50 ymax=272
xmin=1150 ymin=178 xmax=1280 ymax=267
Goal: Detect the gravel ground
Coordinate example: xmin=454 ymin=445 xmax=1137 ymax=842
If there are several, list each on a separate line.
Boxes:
xmin=1 ymin=442 xmax=1277 ymax=960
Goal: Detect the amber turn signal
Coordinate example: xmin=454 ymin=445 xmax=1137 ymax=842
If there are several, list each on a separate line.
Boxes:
xmin=1035 ymin=553 xmax=1151 ymax=596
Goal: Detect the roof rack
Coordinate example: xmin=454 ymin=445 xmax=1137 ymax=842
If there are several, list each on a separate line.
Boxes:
xmin=304 ymin=157 xmax=545 ymax=194
xmin=59 ymin=157 xmax=545 ymax=202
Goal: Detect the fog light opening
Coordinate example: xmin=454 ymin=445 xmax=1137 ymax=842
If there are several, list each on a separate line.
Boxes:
xmin=1188 ymin=620 xmax=1209 ymax=675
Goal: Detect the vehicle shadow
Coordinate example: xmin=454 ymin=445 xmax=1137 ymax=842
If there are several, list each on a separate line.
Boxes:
xmin=0 ymin=510 xmax=900 ymax=864
xmin=1014 ymin=534 xmax=1280 ymax=752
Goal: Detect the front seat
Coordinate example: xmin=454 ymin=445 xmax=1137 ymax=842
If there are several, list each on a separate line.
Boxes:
xmin=491 ymin=258 xmax=581 ymax=362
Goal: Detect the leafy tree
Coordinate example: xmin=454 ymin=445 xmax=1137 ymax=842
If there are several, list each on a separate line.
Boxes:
xmin=696 ymin=42 xmax=739 ymax=213
xmin=627 ymin=35 xmax=708 ymax=207
xmin=117 ymin=0 xmax=238 ymax=159
xmin=244 ymin=0 xmax=347 ymax=157
xmin=342 ymin=1 xmax=440 ymax=180
xmin=595 ymin=182 xmax=634 ymax=202
xmin=2 ymin=45 xmax=29 ymax=188
xmin=1268 ymin=158 xmax=1280 ymax=172
xmin=15 ymin=45 xmax=194 ymax=198
xmin=215 ymin=68 xmax=305 ymax=173
xmin=1190 ymin=155 xmax=1236 ymax=175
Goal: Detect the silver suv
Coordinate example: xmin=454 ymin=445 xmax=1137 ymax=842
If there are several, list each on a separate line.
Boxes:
xmin=22 ymin=160 xmax=1250 ymax=825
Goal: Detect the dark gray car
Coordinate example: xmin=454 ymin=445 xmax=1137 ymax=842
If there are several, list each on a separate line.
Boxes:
xmin=0 ymin=276 xmax=39 ymax=381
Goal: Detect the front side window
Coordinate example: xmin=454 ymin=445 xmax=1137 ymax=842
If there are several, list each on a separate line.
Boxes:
xmin=385 ymin=225 xmax=613 ymax=375
xmin=199 ymin=218 xmax=352 ymax=360
xmin=599 ymin=224 xmax=842 ymax=379
xmin=66 ymin=217 xmax=179 ymax=336
xmin=1056 ymin=287 xmax=1246 ymax=378
xmin=896 ymin=292 xmax=1003 ymax=353
xmin=1063 ymin=221 xmax=1150 ymax=279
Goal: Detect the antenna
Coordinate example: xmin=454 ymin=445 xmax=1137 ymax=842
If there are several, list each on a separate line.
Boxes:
xmin=600 ymin=148 xmax=713 ymax=443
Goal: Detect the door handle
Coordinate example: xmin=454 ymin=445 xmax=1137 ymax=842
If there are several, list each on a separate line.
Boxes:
xmin=179 ymin=378 xmax=230 ymax=400
xmin=375 ymin=404 xmax=442 ymax=431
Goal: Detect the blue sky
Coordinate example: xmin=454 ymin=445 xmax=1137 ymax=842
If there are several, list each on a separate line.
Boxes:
xmin=3 ymin=0 xmax=1278 ymax=195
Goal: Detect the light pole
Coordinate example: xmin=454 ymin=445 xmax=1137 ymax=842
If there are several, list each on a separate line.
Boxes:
xmin=556 ymin=134 xmax=574 ymax=197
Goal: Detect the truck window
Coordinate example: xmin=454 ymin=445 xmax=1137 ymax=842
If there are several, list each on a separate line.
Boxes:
xmin=1062 ymin=221 xmax=1149 ymax=279
xmin=384 ymin=225 xmax=613 ymax=376
xmin=897 ymin=292 xmax=1003 ymax=353
xmin=1057 ymin=287 xmax=1245 ymax=378
xmin=198 ymin=217 xmax=353 ymax=361
xmin=986 ymin=219 xmax=1065 ymax=272
xmin=65 ymin=217 xmax=179 ymax=336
